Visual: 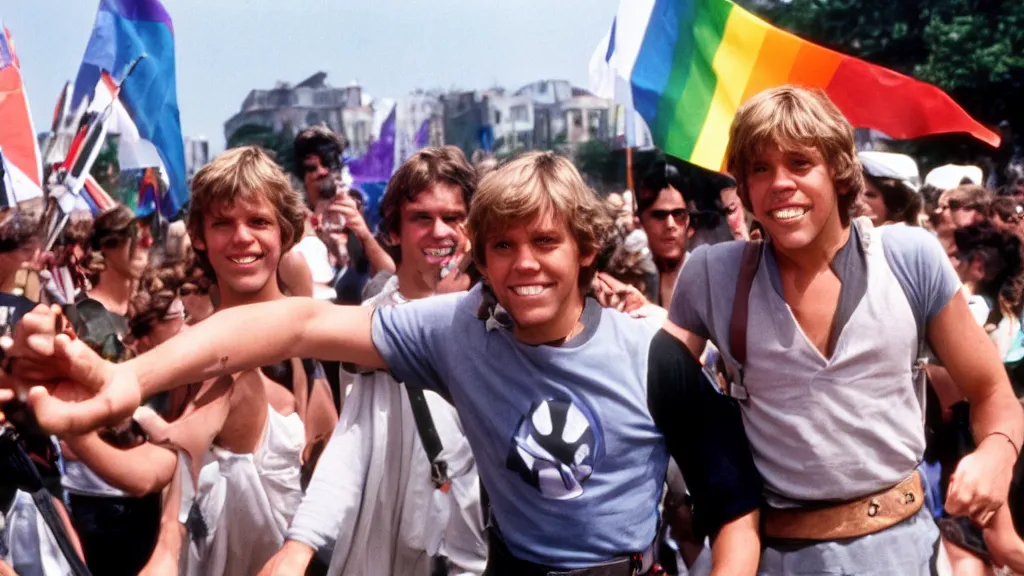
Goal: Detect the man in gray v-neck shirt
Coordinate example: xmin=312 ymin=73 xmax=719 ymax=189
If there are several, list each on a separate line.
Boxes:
xmin=670 ymin=86 xmax=1023 ymax=575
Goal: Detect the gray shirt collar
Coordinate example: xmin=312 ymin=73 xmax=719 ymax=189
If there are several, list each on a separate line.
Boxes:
xmin=762 ymin=221 xmax=869 ymax=355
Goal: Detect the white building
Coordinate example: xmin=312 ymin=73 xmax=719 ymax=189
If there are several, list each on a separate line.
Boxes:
xmin=223 ymin=72 xmax=374 ymax=155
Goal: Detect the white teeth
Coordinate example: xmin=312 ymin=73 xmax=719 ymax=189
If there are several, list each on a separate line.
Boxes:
xmin=425 ymin=247 xmax=454 ymax=257
xmin=230 ymin=255 xmax=259 ymax=264
xmin=513 ymin=285 xmax=545 ymax=296
xmin=772 ymin=207 xmax=807 ymax=221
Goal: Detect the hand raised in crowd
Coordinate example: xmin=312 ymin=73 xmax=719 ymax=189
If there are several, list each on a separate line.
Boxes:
xmin=436 ymin=224 xmax=473 ymax=295
xmin=330 ymin=193 xmax=371 ymax=241
xmin=944 ymin=431 xmax=1018 ymax=527
xmin=0 ymin=304 xmax=141 ymax=436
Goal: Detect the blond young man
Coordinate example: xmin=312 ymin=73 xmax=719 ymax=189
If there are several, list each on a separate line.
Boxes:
xmin=670 ymin=86 xmax=1023 ymax=574
xmin=5 ymin=151 xmax=764 ymax=575
xmin=61 ymin=147 xmax=337 ymax=575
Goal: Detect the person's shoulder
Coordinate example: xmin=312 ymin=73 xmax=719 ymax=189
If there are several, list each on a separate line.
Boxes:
xmin=593 ymin=305 xmax=661 ymax=352
xmin=877 ymin=222 xmax=947 ymax=274
xmin=686 ymin=240 xmax=750 ymax=273
xmin=387 ymin=283 xmax=480 ymax=321
xmin=294 ymin=235 xmax=329 ymax=256
xmin=878 ymin=222 xmax=940 ymax=251
xmin=699 ymin=238 xmax=750 ymax=260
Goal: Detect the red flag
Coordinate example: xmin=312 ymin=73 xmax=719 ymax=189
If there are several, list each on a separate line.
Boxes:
xmin=0 ymin=25 xmax=42 ymax=199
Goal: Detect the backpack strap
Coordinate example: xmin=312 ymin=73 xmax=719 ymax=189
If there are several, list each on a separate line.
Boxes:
xmin=719 ymin=241 xmax=762 ymax=400
xmin=730 ymin=241 xmax=762 ymax=366
xmin=407 ymin=387 xmax=449 ymax=492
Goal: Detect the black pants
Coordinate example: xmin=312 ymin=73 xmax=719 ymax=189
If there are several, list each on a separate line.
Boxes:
xmin=483 ymin=529 xmax=651 ymax=576
xmin=67 ymin=492 xmax=161 ymax=576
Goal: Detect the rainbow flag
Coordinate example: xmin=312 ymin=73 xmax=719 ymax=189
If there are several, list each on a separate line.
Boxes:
xmin=593 ymin=0 xmax=1000 ymax=171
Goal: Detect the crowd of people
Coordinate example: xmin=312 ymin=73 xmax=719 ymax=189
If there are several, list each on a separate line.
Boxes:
xmin=0 ymin=85 xmax=1022 ymax=576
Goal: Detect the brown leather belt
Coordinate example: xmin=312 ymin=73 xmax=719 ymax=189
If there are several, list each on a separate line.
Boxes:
xmin=763 ymin=472 xmax=924 ymax=541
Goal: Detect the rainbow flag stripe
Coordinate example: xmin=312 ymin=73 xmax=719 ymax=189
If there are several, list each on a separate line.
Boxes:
xmin=606 ymin=0 xmax=999 ymax=171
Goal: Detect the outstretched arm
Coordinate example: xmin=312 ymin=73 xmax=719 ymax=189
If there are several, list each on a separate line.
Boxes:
xmin=5 ymin=299 xmax=385 ymax=435
xmin=129 ymin=298 xmax=384 ymax=397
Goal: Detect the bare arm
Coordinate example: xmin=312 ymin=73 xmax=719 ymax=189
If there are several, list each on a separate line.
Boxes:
xmin=257 ymin=540 xmax=316 ymax=576
xmin=12 ymin=300 xmax=384 ymax=435
xmin=928 ymin=293 xmax=1024 ymax=525
xmin=929 ymin=294 xmax=1023 ymax=445
xmin=663 ymin=319 xmax=707 ymax=359
xmin=355 ymin=230 xmax=395 ymax=276
xmin=63 ymin=432 xmax=178 ymax=497
xmin=709 ymin=510 xmax=760 ymax=576
xmin=331 ymin=197 xmax=395 ymax=276
xmin=139 ymin=469 xmax=186 ymax=576
xmin=278 ymin=248 xmax=315 ymax=298
xmin=129 ymin=299 xmax=384 ymax=399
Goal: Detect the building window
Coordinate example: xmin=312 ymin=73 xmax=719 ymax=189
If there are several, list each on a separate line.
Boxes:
xmin=511 ymin=105 xmax=529 ymax=123
xmin=588 ymin=110 xmax=603 ymax=140
xmin=494 ymin=110 xmax=502 ymax=125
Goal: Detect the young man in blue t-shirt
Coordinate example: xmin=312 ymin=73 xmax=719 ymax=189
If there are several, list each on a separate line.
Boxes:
xmin=4 ymin=152 xmax=762 ymax=574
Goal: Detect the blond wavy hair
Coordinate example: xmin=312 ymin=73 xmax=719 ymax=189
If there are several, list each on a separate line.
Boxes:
xmin=188 ymin=146 xmax=307 ymax=278
xmin=468 ymin=151 xmax=614 ymax=290
xmin=726 ymin=86 xmax=864 ymax=224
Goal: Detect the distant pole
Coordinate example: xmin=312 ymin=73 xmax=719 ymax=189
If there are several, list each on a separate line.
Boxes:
xmin=623 ymin=105 xmax=635 ymax=193
xmin=626 ymin=145 xmax=634 ymax=193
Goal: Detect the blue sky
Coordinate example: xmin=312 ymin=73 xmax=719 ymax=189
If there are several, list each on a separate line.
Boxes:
xmin=4 ymin=0 xmax=620 ymax=151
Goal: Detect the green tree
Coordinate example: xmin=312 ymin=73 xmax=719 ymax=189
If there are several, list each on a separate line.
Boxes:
xmin=90 ymin=137 xmax=120 ymax=193
xmin=226 ymin=124 xmax=296 ymax=174
xmin=745 ymin=0 xmax=1024 ymax=170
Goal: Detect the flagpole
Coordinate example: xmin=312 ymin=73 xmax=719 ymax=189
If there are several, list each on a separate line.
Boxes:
xmin=626 ymin=145 xmax=633 ymax=193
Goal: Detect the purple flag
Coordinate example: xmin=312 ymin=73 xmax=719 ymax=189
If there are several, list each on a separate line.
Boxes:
xmin=349 ymin=107 xmax=396 ymax=182
xmin=414 ymin=118 xmax=430 ymax=149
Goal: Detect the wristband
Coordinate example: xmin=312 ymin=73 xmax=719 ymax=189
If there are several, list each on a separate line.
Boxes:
xmin=986 ymin=431 xmax=1021 ymax=457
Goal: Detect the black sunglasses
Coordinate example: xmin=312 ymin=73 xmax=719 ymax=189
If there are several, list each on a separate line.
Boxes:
xmin=647 ymin=208 xmax=689 ymax=222
xmin=937 ymin=199 xmax=980 ymax=213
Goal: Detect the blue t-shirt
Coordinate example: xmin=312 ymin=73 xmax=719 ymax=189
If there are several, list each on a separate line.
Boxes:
xmin=372 ymin=285 xmax=668 ymax=567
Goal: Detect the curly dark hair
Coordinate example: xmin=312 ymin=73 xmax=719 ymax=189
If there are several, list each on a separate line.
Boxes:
xmin=127 ymin=259 xmax=189 ymax=342
xmin=292 ymin=126 xmax=345 ymax=177
xmin=0 ymin=211 xmax=42 ymax=253
xmin=84 ymin=205 xmax=138 ymax=284
xmin=954 ymin=221 xmax=1024 ymax=317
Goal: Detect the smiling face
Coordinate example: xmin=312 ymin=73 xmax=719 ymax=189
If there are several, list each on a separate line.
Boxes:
xmin=745 ymin=144 xmax=847 ymax=255
xmin=391 ymin=182 xmax=468 ymax=298
xmin=479 ymin=210 xmax=594 ymax=345
xmin=195 ymin=195 xmax=284 ymax=305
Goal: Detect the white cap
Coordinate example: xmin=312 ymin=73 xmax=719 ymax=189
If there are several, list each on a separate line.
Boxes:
xmin=860 ymin=151 xmax=920 ymax=192
xmin=925 ymin=164 xmax=983 ymax=191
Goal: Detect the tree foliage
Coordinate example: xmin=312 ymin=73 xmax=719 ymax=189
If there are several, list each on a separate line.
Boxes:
xmin=226 ymin=123 xmax=296 ymax=173
xmin=745 ymin=0 xmax=1023 ymax=168
xmin=90 ymin=137 xmax=120 ymax=193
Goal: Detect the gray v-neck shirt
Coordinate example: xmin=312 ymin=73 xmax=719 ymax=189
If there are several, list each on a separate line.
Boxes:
xmin=670 ymin=220 xmax=961 ymax=505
